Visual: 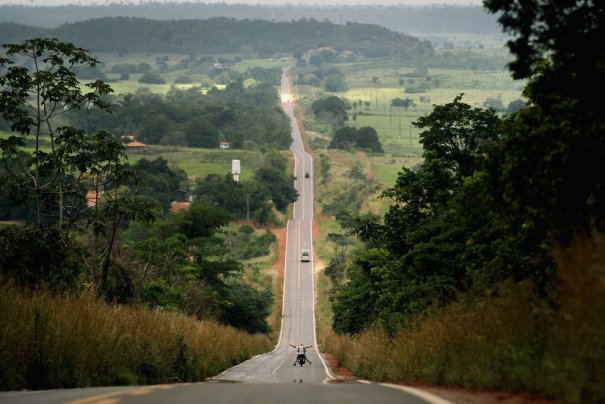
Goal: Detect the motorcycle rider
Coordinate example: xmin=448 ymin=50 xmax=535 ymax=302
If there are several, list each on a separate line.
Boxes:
xmin=290 ymin=343 xmax=312 ymax=366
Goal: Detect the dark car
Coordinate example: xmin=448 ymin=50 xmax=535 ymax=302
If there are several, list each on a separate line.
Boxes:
xmin=304 ymin=172 xmax=310 ymax=178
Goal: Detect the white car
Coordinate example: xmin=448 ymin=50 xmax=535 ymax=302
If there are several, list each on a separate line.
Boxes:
xmin=301 ymin=249 xmax=311 ymax=262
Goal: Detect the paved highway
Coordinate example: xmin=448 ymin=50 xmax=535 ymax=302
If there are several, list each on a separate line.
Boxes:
xmin=0 ymin=67 xmax=452 ymax=404
xmin=209 ymin=66 xmax=325 ymax=384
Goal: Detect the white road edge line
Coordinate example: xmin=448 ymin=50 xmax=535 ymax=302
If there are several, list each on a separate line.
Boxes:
xmin=272 ymin=218 xmax=291 ymax=353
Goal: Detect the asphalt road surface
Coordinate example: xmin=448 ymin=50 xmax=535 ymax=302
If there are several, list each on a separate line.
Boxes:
xmin=0 ymin=67 xmax=452 ymax=404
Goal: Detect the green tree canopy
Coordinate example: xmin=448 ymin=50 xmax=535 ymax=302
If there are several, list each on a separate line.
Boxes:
xmin=311 ymin=96 xmax=349 ymax=126
xmin=330 ymin=126 xmax=383 ymax=153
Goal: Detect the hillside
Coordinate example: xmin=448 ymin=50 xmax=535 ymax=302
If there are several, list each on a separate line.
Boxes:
xmin=0 ymin=17 xmax=433 ymax=59
xmin=0 ymin=4 xmax=500 ymax=34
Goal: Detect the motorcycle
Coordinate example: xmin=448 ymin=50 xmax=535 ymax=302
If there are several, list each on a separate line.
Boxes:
xmin=296 ymin=355 xmax=306 ymax=367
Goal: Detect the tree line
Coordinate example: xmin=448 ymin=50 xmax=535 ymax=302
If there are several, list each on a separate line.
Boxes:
xmin=0 ymin=3 xmax=500 ymax=35
xmin=328 ymin=0 xmax=605 ymax=337
xmin=71 ymin=81 xmax=291 ymax=149
xmin=0 ymin=17 xmax=433 ymax=60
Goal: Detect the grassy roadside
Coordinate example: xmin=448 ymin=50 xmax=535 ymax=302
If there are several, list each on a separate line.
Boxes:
xmin=0 ymin=283 xmax=272 ymax=390
xmin=265 ymin=228 xmax=286 ymax=343
xmin=320 ymin=234 xmax=605 ymax=402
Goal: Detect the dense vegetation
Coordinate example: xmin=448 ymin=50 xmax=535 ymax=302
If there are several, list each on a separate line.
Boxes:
xmin=0 ymin=284 xmax=272 ymax=389
xmin=0 ymin=17 xmax=433 ymax=59
xmin=0 ymin=39 xmax=285 ymax=390
xmin=193 ymin=149 xmax=297 ymax=223
xmin=125 ymin=157 xmax=188 ymax=213
xmin=308 ymin=95 xmax=383 ymax=153
xmin=73 ymin=82 xmax=292 ymax=149
xmin=322 ymin=1 xmax=605 ymax=401
xmin=329 ymin=126 xmax=383 ymax=153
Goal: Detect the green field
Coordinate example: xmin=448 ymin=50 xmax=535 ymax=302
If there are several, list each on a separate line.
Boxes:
xmin=0 ymin=132 xmax=265 ymax=187
xmin=2 ymin=54 xmax=296 ymax=187
xmin=296 ymin=53 xmax=525 ymax=185
xmin=230 ymin=58 xmax=292 ymax=72
xmin=88 ymin=53 xmax=292 ymax=95
xmin=336 ymin=82 xmax=522 ymax=156
xmin=124 ymin=146 xmax=266 ymax=185
xmin=370 ymin=155 xmax=423 ymax=186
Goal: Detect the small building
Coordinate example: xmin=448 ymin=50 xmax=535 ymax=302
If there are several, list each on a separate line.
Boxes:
xmin=125 ymin=141 xmax=146 ymax=154
xmin=219 ymin=141 xmax=231 ymax=149
xmin=126 ymin=141 xmax=146 ymax=148
xmin=174 ymin=189 xmax=192 ymax=203
xmin=86 ymin=189 xmax=103 ymax=208
xmin=318 ymin=46 xmax=337 ymax=53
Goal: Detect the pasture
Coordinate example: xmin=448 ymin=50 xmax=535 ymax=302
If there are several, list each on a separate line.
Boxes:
xmin=296 ymin=50 xmax=525 ymax=187
xmin=0 ymin=131 xmax=265 ymax=187
xmin=93 ymin=53 xmax=291 ymax=95
xmin=124 ymin=146 xmax=266 ymax=185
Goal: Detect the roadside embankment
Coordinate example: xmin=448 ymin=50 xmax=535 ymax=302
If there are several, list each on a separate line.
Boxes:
xmin=321 ymin=233 xmax=605 ymax=403
xmin=0 ymin=284 xmax=272 ymax=390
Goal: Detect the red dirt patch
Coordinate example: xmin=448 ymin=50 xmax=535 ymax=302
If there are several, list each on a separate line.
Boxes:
xmin=321 ymin=352 xmax=357 ymax=382
xmin=271 ymin=228 xmax=287 ymax=279
xmin=389 ymin=381 xmax=554 ymax=404
xmin=0 ymin=220 xmax=23 ymax=226
xmin=169 ymin=201 xmax=191 ymax=213
xmin=312 ymin=221 xmax=321 ymax=243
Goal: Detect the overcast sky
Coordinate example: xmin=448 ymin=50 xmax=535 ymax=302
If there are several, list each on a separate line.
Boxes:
xmin=0 ymin=0 xmax=481 ymax=7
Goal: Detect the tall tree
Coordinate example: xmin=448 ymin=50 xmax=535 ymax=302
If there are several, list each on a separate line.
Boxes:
xmin=0 ymin=39 xmax=156 ymax=296
xmin=0 ymin=38 xmax=112 ymax=226
xmin=484 ymin=1 xmax=605 ymax=240
xmin=414 ymin=94 xmax=501 ymax=180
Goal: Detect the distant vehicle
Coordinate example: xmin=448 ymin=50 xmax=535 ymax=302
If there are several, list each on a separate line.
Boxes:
xmin=304 ymin=172 xmax=310 ymax=178
xmin=301 ymin=249 xmax=311 ymax=262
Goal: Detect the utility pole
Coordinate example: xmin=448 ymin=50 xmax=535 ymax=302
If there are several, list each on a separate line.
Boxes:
xmin=246 ymin=194 xmax=250 ymax=221
xmin=399 ymin=112 xmax=401 ymax=138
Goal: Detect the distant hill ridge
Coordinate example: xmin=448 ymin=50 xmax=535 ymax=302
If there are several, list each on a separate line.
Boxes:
xmin=0 ymin=4 xmax=500 ymax=34
xmin=0 ymin=17 xmax=433 ymax=58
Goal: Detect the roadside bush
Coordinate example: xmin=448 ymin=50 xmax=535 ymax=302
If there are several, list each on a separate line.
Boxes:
xmin=237 ymin=230 xmax=276 ymax=260
xmin=322 ymin=232 xmax=605 ymax=402
xmin=0 ymin=284 xmax=272 ymax=390
xmin=0 ymin=225 xmax=81 ymax=291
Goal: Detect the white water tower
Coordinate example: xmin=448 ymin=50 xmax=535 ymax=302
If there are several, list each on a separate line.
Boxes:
xmin=232 ymin=159 xmax=241 ymax=182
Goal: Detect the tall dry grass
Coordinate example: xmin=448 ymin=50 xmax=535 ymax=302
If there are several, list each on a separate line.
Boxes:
xmin=0 ymin=285 xmax=272 ymax=390
xmin=321 ymin=233 xmax=605 ymax=402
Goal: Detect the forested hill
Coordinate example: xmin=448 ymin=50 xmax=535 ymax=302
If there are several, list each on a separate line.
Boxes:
xmin=0 ymin=4 xmax=499 ymax=33
xmin=0 ymin=17 xmax=433 ymax=58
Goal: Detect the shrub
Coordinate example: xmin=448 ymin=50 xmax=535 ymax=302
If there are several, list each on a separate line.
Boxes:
xmin=174 ymin=75 xmax=192 ymax=84
xmin=0 ymin=225 xmax=81 ymax=291
xmin=0 ymin=284 xmax=272 ymax=390
xmin=139 ymin=72 xmax=166 ymax=84
xmin=322 ymin=232 xmax=605 ymax=402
